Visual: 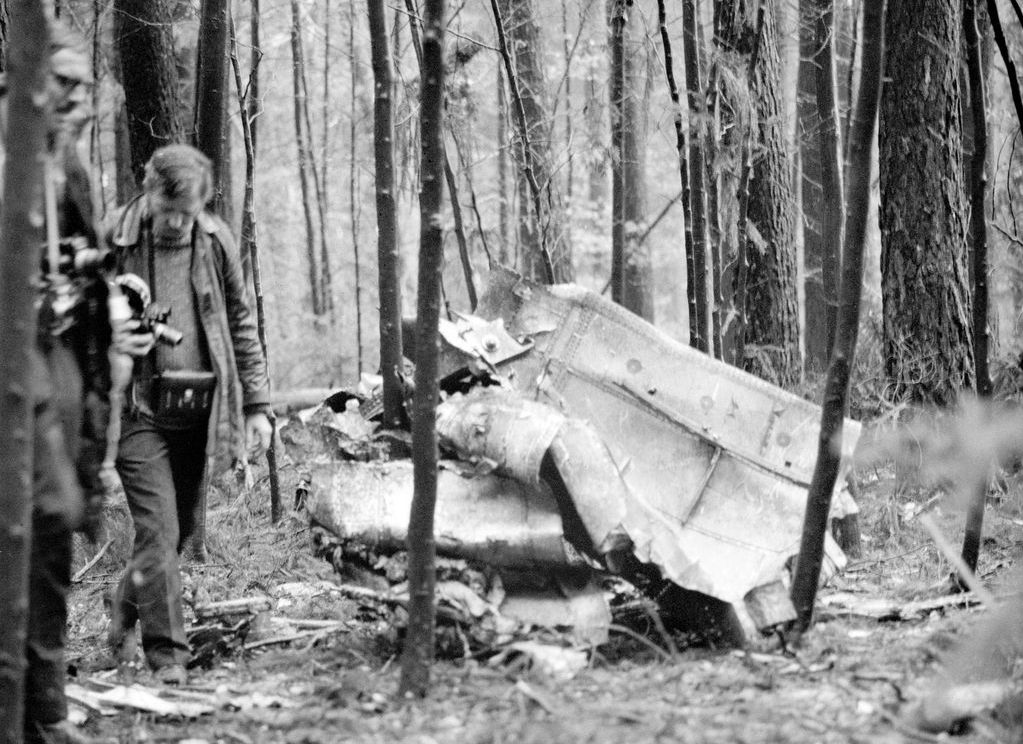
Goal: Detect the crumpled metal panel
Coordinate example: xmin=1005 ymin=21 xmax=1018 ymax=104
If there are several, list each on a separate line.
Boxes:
xmin=436 ymin=388 xmax=631 ymax=555
xmin=473 ymin=267 xmax=860 ymax=613
xmin=306 ymin=459 xmax=584 ymax=569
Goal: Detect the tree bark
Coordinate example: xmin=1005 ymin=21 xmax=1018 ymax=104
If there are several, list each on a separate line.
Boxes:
xmin=790 ymin=0 xmax=885 ymax=639
xmin=609 ymin=0 xmax=652 ymax=320
xmin=879 ymin=0 xmax=974 ymax=406
xmin=400 ymin=0 xmax=445 ymax=697
xmin=717 ymin=0 xmax=802 ymax=386
xmin=115 ymin=0 xmax=183 ymax=184
xmin=493 ymin=0 xmax=570 ymax=283
xmin=0 ymin=1 xmax=49 ymax=736
xmin=961 ymin=0 xmax=990 ymax=576
xmin=368 ymin=0 xmax=405 ymax=430
xmin=800 ymin=0 xmax=845 ymax=369
xmin=194 ymin=0 xmax=230 ymax=218
xmin=685 ymin=0 xmax=711 ymax=351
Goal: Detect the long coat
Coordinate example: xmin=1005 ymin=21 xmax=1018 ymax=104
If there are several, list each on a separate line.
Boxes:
xmin=106 ymin=196 xmax=271 ymax=470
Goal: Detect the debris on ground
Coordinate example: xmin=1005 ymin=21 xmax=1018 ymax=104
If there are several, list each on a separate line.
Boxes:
xmin=279 ymin=268 xmax=865 ymax=653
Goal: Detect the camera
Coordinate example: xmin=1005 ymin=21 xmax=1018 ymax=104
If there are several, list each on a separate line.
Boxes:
xmin=115 ymin=273 xmax=184 ymax=347
xmin=40 ymin=236 xmax=114 ymax=277
xmin=137 ymin=302 xmax=184 ymax=347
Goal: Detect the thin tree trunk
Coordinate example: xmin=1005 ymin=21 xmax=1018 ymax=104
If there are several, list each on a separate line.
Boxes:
xmin=249 ymin=0 xmax=260 ymax=158
xmin=229 ymin=12 xmax=281 ymax=524
xmin=657 ymin=0 xmax=697 ymax=349
xmin=240 ymin=0 xmax=262 ymax=283
xmin=115 ymin=0 xmax=183 ymax=184
xmin=684 ymin=0 xmax=710 ymax=351
xmin=369 ymin=0 xmax=405 ymax=430
xmin=610 ymin=0 xmax=652 ymax=320
xmin=301 ymin=7 xmax=333 ymax=322
xmin=961 ymin=0 xmax=990 ymax=575
xmin=800 ymin=0 xmax=846 ymax=365
xmin=491 ymin=0 xmax=563 ymax=283
xmin=790 ymin=0 xmax=885 ymax=639
xmin=0 ymin=1 xmax=8 ymax=71
xmin=194 ymin=0 xmax=230 ymax=218
xmin=350 ymin=14 xmax=363 ymax=371
xmin=400 ymin=0 xmax=446 ymax=698
xmin=0 ymin=1 xmax=48 ymax=736
xmin=815 ymin=0 xmax=845 ymax=362
xmin=289 ymin=0 xmax=322 ymax=315
xmin=497 ymin=64 xmax=509 ymax=264
xmin=987 ymin=0 xmax=1023 ymax=137
xmin=400 ymin=1 xmax=478 ymax=310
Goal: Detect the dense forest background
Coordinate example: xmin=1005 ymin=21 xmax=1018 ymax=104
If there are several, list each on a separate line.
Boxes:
xmin=14 ymin=0 xmax=1023 ymax=411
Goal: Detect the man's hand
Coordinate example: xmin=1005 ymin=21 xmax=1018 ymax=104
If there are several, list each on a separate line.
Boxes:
xmin=245 ymin=411 xmax=273 ymax=459
xmin=112 ymin=317 xmax=155 ymax=357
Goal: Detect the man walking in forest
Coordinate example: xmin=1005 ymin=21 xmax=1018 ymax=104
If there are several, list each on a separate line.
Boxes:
xmin=105 ymin=144 xmax=272 ymax=685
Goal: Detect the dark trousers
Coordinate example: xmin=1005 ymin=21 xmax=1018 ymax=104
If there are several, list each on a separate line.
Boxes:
xmin=23 ymin=343 xmax=83 ymax=737
xmin=113 ymin=417 xmax=208 ymax=669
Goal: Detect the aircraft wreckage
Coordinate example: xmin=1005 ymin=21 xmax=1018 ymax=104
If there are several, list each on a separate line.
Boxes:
xmin=289 ymin=267 xmax=860 ymax=646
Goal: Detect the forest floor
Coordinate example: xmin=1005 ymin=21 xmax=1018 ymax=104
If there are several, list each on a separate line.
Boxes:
xmin=63 ymin=454 xmax=1023 ymax=744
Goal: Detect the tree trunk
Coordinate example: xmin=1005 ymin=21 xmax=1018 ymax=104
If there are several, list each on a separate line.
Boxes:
xmin=349 ymin=14 xmax=362 ymax=369
xmin=717 ymin=0 xmax=802 ymax=387
xmin=194 ymin=0 xmax=230 ymax=218
xmin=656 ymin=0 xmax=695 ymax=344
xmin=248 ymin=0 xmax=260 ymax=159
xmin=289 ymin=0 xmax=322 ymax=315
xmin=115 ymin=0 xmax=183 ymax=184
xmin=239 ymin=0 xmax=262 ymax=283
xmin=879 ymin=0 xmax=974 ymax=406
xmin=401 ymin=0 xmax=445 ymax=698
xmin=609 ymin=0 xmax=652 ymax=320
xmin=685 ymin=0 xmax=711 ymax=351
xmin=961 ymin=0 xmax=990 ymax=576
xmin=493 ymin=0 xmax=570 ymax=283
xmin=0 ymin=1 xmax=48 ymax=736
xmin=368 ymin=0 xmax=405 ymax=430
xmin=799 ymin=0 xmax=842 ymax=370
xmin=790 ymin=0 xmax=885 ymax=639
xmin=228 ymin=13 xmax=281 ymax=524
xmin=0 ymin=0 xmax=8 ymax=71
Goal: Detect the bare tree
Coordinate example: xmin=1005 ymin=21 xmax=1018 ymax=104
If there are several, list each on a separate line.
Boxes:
xmin=610 ymin=0 xmax=652 ymax=320
xmin=229 ymin=13 xmax=281 ymax=524
xmin=115 ymin=0 xmax=183 ymax=183
xmin=369 ymin=0 xmax=405 ymax=430
xmin=0 ymin=1 xmax=49 ymax=736
xmin=492 ymin=0 xmax=568 ymax=283
xmin=289 ymin=0 xmax=323 ymax=315
xmin=790 ymin=0 xmax=885 ymax=639
xmin=401 ymin=0 xmax=446 ymax=697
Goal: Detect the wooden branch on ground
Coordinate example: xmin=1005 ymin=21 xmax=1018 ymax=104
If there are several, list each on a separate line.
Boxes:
xmin=72 ymin=539 xmax=114 ymax=583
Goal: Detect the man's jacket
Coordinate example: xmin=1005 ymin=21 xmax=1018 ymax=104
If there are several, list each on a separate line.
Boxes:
xmin=106 ymin=196 xmax=271 ymax=468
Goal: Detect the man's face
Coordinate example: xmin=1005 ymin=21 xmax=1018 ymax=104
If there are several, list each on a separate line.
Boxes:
xmin=149 ymin=189 xmax=204 ymax=246
xmin=47 ymin=49 xmax=93 ymax=132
